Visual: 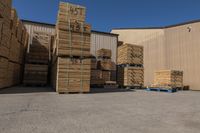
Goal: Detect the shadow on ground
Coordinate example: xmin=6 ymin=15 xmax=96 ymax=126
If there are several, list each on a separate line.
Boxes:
xmin=89 ymin=88 xmax=135 ymax=94
xmin=0 ymin=85 xmax=54 ymax=94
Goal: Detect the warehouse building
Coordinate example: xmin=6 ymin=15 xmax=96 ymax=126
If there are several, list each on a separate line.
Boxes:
xmin=22 ymin=20 xmax=118 ymax=64
xmin=112 ymin=20 xmax=200 ymax=90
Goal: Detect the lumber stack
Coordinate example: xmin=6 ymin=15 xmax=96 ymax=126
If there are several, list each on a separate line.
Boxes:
xmin=90 ymin=49 xmax=116 ymax=87
xmin=0 ymin=0 xmax=29 ymax=89
xmin=118 ymin=67 xmax=144 ymax=87
xmin=52 ymin=2 xmax=91 ymax=93
xmin=23 ymin=31 xmax=52 ymax=86
xmin=152 ymin=70 xmax=183 ymax=88
xmin=118 ymin=43 xmax=143 ymax=65
xmin=117 ymin=43 xmax=144 ymax=88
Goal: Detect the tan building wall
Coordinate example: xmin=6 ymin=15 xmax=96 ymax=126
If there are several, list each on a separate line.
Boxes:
xmin=112 ymin=21 xmax=200 ymax=90
xmin=165 ymin=22 xmax=200 ymax=90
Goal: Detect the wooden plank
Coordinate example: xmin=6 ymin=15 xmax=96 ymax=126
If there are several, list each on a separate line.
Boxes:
xmin=23 ymin=64 xmax=48 ymax=85
xmin=58 ymin=2 xmax=86 ymax=22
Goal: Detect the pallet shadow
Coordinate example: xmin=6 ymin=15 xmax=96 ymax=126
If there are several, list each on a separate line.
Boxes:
xmin=89 ymin=88 xmax=135 ymax=94
xmin=0 ymin=85 xmax=54 ymax=94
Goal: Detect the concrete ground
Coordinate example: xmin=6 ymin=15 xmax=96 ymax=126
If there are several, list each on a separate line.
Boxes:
xmin=0 ymin=86 xmax=200 ymax=133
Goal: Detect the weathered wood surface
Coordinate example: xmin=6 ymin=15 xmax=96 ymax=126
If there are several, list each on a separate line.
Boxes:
xmin=52 ymin=57 xmax=91 ymax=93
xmin=118 ymin=43 xmax=143 ymax=65
xmin=118 ymin=66 xmax=144 ymax=87
xmin=152 ymin=70 xmax=183 ymax=88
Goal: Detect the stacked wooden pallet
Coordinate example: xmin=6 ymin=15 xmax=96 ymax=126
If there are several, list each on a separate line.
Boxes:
xmin=118 ymin=67 xmax=144 ymax=87
xmin=152 ymin=70 xmax=183 ymax=88
xmin=0 ymin=0 xmax=29 ymax=89
xmin=52 ymin=2 xmax=91 ymax=93
xmin=117 ymin=43 xmax=144 ymax=88
xmin=90 ymin=49 xmax=116 ymax=87
xmin=118 ymin=43 xmax=143 ymax=65
xmin=23 ymin=31 xmax=52 ymax=86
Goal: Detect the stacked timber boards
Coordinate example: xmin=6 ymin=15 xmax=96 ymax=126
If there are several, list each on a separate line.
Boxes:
xmin=152 ymin=70 xmax=183 ymax=89
xmin=91 ymin=49 xmax=116 ymax=87
xmin=0 ymin=0 xmax=29 ymax=89
xmin=23 ymin=31 xmax=52 ymax=86
xmin=52 ymin=2 xmax=91 ymax=93
xmin=117 ymin=43 xmax=144 ymax=88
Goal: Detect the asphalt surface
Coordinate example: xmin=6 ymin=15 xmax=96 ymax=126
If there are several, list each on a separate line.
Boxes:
xmin=0 ymin=86 xmax=200 ymax=133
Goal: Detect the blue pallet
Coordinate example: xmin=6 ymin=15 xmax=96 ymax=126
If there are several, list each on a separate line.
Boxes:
xmin=146 ymin=88 xmax=177 ymax=93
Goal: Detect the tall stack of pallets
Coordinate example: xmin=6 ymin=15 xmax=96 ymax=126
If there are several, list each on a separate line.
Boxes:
xmin=90 ymin=49 xmax=116 ymax=87
xmin=151 ymin=70 xmax=183 ymax=89
xmin=117 ymin=43 xmax=144 ymax=89
xmin=23 ymin=31 xmax=52 ymax=86
xmin=0 ymin=0 xmax=29 ymax=89
xmin=52 ymin=2 xmax=91 ymax=93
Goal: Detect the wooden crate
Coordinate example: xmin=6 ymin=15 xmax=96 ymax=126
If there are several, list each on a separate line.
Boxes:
xmin=23 ymin=64 xmax=48 ymax=85
xmin=56 ymin=20 xmax=91 ymax=33
xmin=52 ymin=57 xmax=91 ymax=93
xmin=118 ymin=43 xmax=143 ymax=65
xmin=16 ymin=19 xmax=23 ymax=43
xmin=58 ymin=2 xmax=86 ymax=22
xmin=0 ymin=57 xmax=9 ymax=89
xmin=90 ymin=70 xmax=111 ymax=85
xmin=7 ymin=62 xmax=21 ymax=86
xmin=10 ymin=8 xmax=18 ymax=35
xmin=97 ymin=49 xmax=111 ymax=58
xmin=54 ymin=30 xmax=91 ymax=57
xmin=9 ymin=34 xmax=22 ymax=63
xmin=118 ymin=66 xmax=144 ymax=87
xmin=91 ymin=58 xmax=97 ymax=69
xmin=0 ymin=0 xmax=11 ymax=27
xmin=0 ymin=22 xmax=10 ymax=58
xmin=153 ymin=70 xmax=183 ymax=88
xmin=97 ymin=59 xmax=116 ymax=71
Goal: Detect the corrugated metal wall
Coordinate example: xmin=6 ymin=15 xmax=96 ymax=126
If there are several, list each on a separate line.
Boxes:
xmin=112 ymin=22 xmax=200 ymax=90
xmin=23 ymin=21 xmax=118 ymax=64
xmin=23 ymin=21 xmax=55 ymax=52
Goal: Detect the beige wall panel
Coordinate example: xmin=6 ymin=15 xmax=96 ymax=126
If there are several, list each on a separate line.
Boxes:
xmin=112 ymin=29 xmax=166 ymax=86
xmin=165 ymin=22 xmax=200 ymax=90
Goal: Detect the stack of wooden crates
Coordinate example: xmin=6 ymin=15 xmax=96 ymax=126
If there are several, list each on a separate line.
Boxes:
xmin=90 ymin=49 xmax=116 ymax=87
xmin=23 ymin=31 xmax=52 ymax=86
xmin=0 ymin=0 xmax=29 ymax=89
xmin=117 ymin=43 xmax=144 ymax=89
xmin=52 ymin=2 xmax=91 ymax=93
xmin=152 ymin=70 xmax=183 ymax=89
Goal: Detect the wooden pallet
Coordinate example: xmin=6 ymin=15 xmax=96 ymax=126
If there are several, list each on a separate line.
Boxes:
xmin=146 ymin=87 xmax=177 ymax=93
xmin=153 ymin=70 xmax=183 ymax=88
xmin=117 ymin=66 xmax=144 ymax=87
xmin=118 ymin=43 xmax=143 ymax=65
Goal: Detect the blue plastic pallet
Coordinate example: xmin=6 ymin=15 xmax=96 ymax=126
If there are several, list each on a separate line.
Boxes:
xmin=146 ymin=87 xmax=177 ymax=93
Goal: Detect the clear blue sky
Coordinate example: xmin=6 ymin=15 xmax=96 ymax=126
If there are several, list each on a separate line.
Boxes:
xmin=13 ymin=0 xmax=200 ymax=32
